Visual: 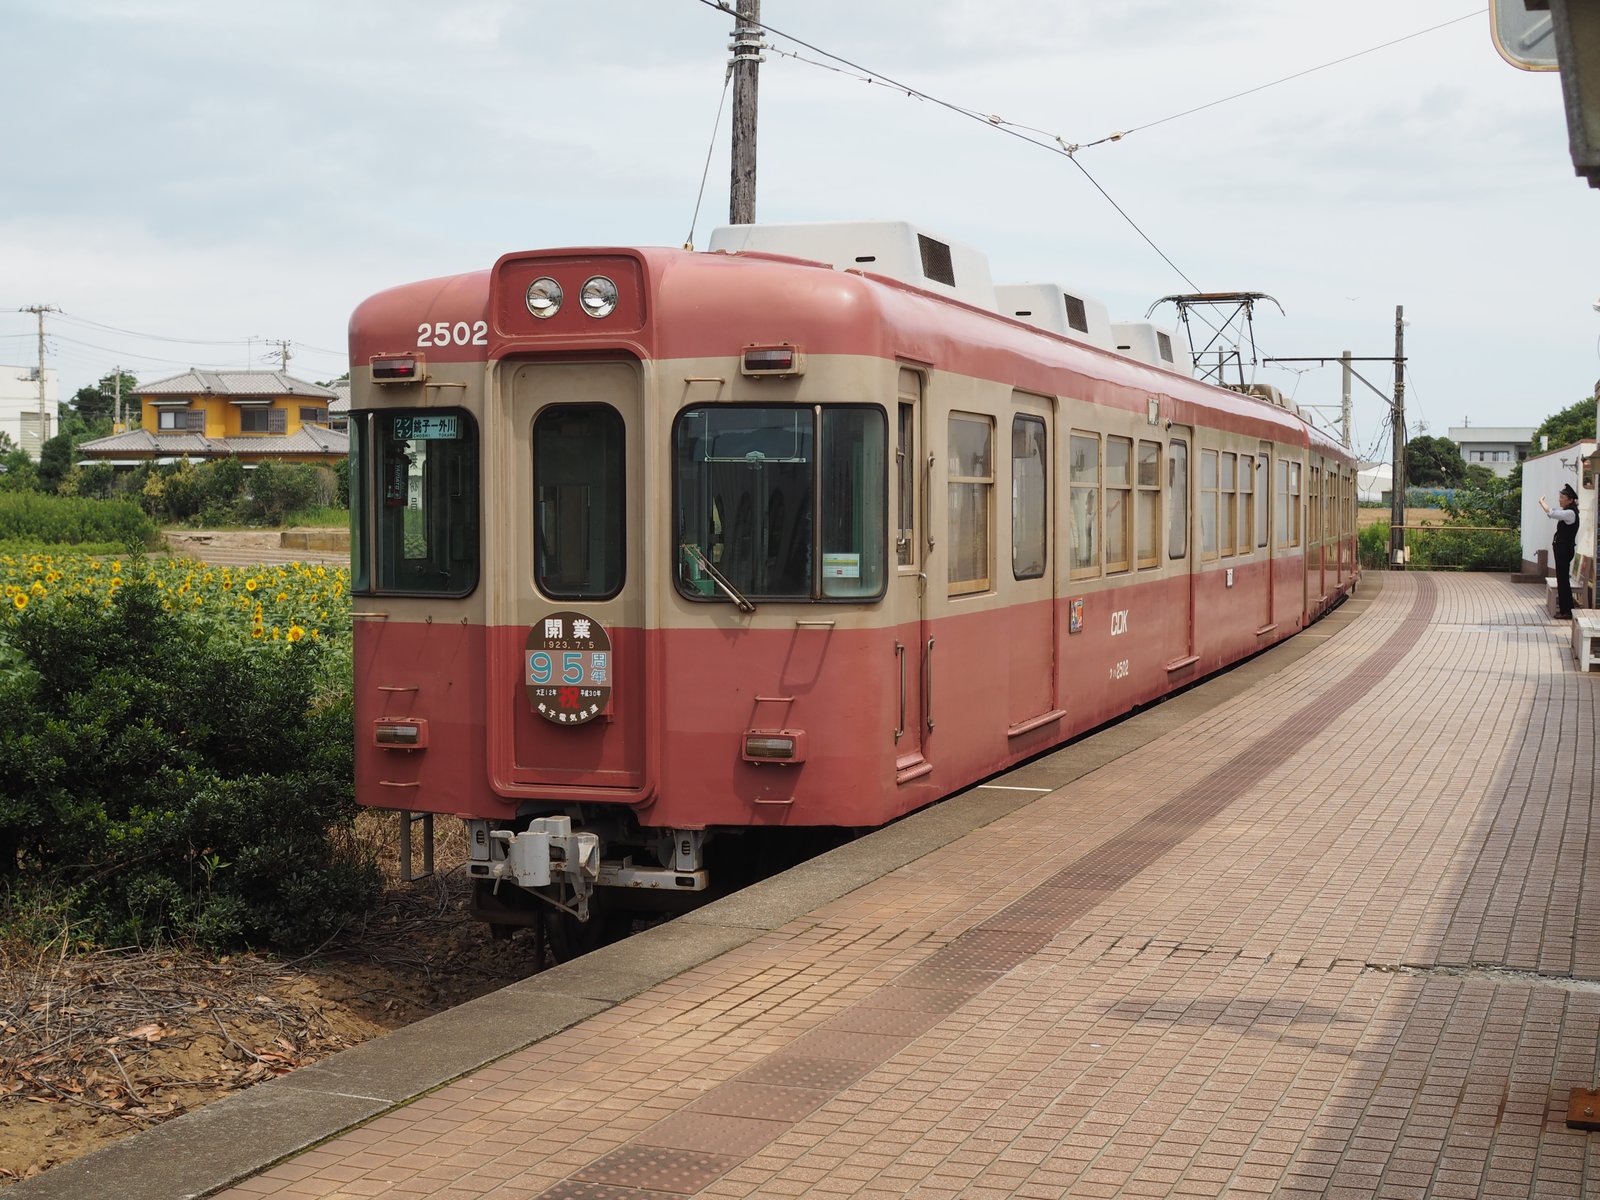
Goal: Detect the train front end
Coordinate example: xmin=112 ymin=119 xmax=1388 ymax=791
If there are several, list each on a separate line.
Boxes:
xmin=348 ymin=247 xmax=909 ymax=941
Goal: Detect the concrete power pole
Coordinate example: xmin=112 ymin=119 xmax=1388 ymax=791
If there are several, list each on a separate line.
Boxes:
xmin=274 ymin=340 xmax=292 ymax=372
xmin=1389 ymin=306 xmax=1407 ymax=569
xmin=729 ymin=0 xmax=762 ymax=225
xmin=1340 ymin=350 xmax=1353 ymax=450
xmin=22 ymin=305 xmax=57 ymax=459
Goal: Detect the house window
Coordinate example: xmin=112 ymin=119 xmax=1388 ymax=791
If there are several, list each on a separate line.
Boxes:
xmin=241 ymin=408 xmax=287 ymax=434
xmin=158 ymin=409 xmax=188 ymax=431
xmin=300 ymin=407 xmax=328 ymax=424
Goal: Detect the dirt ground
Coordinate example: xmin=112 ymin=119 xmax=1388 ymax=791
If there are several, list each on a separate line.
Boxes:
xmin=0 ymin=531 xmax=529 ymax=1185
xmin=0 ymin=815 xmax=549 ymax=1185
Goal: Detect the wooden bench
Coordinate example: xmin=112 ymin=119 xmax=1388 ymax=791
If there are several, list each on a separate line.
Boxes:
xmin=1548 ymin=578 xmax=1563 ymax=617
xmin=1572 ymin=611 xmax=1600 ymax=672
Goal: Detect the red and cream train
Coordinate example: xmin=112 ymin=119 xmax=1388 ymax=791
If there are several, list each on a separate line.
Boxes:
xmin=347 ymin=220 xmax=1358 ymax=941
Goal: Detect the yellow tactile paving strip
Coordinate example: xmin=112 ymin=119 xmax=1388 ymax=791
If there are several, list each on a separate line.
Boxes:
xmin=219 ymin=573 xmax=1600 ymax=1199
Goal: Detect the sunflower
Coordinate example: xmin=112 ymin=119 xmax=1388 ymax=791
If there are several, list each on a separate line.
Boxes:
xmin=12 ymin=593 xmax=27 ymax=611
xmin=287 ymin=625 xmax=305 ymax=642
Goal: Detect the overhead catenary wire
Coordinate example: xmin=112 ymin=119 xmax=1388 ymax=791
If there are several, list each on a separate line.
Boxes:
xmin=684 ymin=61 xmax=735 ymax=250
xmin=690 ymin=0 xmax=1201 ymax=291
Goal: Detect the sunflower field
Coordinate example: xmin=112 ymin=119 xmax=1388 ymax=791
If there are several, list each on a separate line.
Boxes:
xmin=0 ymin=553 xmax=376 ymax=950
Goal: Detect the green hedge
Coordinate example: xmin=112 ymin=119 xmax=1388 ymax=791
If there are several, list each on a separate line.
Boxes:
xmin=0 ymin=492 xmax=158 ymax=549
xmin=0 ymin=580 xmax=375 ymax=949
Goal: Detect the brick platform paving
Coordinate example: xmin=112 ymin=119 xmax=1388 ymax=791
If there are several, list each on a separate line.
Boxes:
xmin=204 ymin=572 xmax=1598 ymax=1198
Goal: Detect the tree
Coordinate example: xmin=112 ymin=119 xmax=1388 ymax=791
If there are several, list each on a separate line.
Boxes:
xmin=37 ymin=432 xmax=74 ymax=492
xmin=69 ymin=371 xmax=137 ymax=431
xmin=1533 ymin=394 xmax=1597 ymax=451
xmin=1405 ymin=435 xmax=1467 ymax=488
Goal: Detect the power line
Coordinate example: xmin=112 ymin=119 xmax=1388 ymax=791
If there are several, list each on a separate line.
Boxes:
xmin=1084 ymin=10 xmax=1483 ymax=149
xmin=689 ymin=0 xmax=1201 ymax=289
xmin=51 ymin=309 xmax=254 ymax=348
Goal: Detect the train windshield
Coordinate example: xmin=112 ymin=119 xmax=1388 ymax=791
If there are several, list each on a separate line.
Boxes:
xmin=675 ymin=406 xmax=886 ymax=603
xmin=351 ymin=409 xmax=480 ymax=596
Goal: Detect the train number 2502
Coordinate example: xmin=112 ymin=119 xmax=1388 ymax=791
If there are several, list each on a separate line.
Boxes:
xmin=416 ymin=320 xmax=489 ymax=347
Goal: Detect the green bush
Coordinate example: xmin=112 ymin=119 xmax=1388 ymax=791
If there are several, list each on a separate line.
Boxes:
xmin=1360 ymin=516 xmax=1519 ymax=571
xmin=0 ymin=581 xmax=375 ymax=949
xmin=0 ymin=492 xmax=158 ymax=550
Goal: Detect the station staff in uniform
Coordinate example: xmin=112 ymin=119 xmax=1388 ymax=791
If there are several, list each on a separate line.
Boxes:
xmin=1539 ymin=482 xmax=1580 ymax=618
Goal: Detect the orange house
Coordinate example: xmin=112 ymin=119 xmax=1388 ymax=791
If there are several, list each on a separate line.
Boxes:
xmin=76 ymin=370 xmax=347 ymax=467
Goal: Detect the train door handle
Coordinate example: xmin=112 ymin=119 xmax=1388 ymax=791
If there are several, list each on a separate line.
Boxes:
xmin=894 ymin=641 xmax=905 ymax=742
xmin=924 ymin=636 xmax=935 ymax=732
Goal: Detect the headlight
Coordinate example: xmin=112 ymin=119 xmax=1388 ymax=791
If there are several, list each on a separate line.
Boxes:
xmin=579 ymin=275 xmax=619 ymax=319
xmin=525 ymin=277 xmax=563 ymax=319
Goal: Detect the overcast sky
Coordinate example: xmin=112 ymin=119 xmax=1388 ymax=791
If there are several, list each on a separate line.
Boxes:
xmin=2 ymin=0 xmax=1595 ymax=462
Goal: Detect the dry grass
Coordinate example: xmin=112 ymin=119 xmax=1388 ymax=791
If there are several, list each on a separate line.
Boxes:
xmin=0 ymin=810 xmax=545 ymax=1183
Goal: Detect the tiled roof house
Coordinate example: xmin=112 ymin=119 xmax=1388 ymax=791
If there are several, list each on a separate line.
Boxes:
xmin=77 ymin=370 xmax=346 ymax=467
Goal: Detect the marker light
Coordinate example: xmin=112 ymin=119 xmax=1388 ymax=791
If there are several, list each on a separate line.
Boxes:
xmin=374 ymin=719 xmax=428 ymax=749
xmin=742 ymin=730 xmax=808 ymax=763
xmin=525 ymin=277 xmax=563 ymax=319
xmin=580 ymin=275 xmax=619 ymax=318
xmin=741 ymin=345 xmax=804 ymax=377
xmin=371 ymin=355 xmax=422 ymax=382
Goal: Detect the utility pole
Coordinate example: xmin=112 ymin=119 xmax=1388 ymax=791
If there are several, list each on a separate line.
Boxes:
xmin=273 ymin=340 xmax=292 ymax=372
xmin=105 ymin=366 xmax=124 ymax=430
xmin=729 ymin=0 xmax=762 ymax=225
xmin=1340 ymin=351 xmax=1353 ymax=450
xmin=21 ymin=305 xmax=57 ymax=460
xmin=1390 ymin=306 xmax=1407 ymax=569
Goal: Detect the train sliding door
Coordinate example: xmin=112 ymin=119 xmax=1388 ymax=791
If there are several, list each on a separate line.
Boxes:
xmin=1255 ymin=445 xmax=1274 ymax=635
xmin=489 ymin=360 xmax=648 ymax=797
xmin=894 ymin=369 xmax=930 ymax=779
xmin=1006 ymin=393 xmax=1059 ymax=731
xmin=1165 ymin=428 xmax=1199 ymax=675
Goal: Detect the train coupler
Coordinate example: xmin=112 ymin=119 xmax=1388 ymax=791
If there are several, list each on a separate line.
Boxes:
xmin=477 ymin=816 xmax=601 ymax=920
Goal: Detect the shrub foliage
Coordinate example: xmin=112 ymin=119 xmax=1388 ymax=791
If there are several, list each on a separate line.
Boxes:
xmin=0 ymin=579 xmax=375 ymax=949
xmin=0 ymin=492 xmax=158 ymax=550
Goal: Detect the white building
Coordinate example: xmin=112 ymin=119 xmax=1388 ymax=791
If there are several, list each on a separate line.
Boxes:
xmin=0 ymin=364 xmax=60 ymax=461
xmin=1520 ymin=440 xmax=1595 ymax=584
xmin=1448 ymin=424 xmax=1534 ymax=478
xmin=1357 ymin=462 xmax=1392 ymax=504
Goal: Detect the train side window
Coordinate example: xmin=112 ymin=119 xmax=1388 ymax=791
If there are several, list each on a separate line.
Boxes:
xmin=350 ymin=413 xmax=370 ymax=593
xmin=1069 ymin=432 xmax=1100 ymax=580
xmin=1309 ymin=463 xmax=1322 ymax=545
xmin=1290 ymin=460 xmax=1302 ymax=547
xmin=1276 ymin=458 xmax=1303 ymax=549
xmin=1136 ymin=439 xmax=1160 ymax=569
xmin=1237 ymin=451 xmax=1253 ymax=556
xmin=820 ymin=408 xmax=888 ymax=598
xmin=534 ymin=405 xmax=625 ymax=600
xmin=897 ymin=400 xmax=916 ymax=567
xmin=1105 ymin=436 xmax=1132 ymax=574
xmin=1199 ymin=448 xmax=1219 ymax=561
xmin=1220 ymin=452 xmax=1237 ymax=558
xmin=365 ymin=409 xmax=479 ymax=597
xmin=1255 ymin=451 xmax=1269 ymax=548
xmin=1167 ymin=440 xmax=1189 ymax=559
xmin=1011 ymin=415 xmax=1047 ymax=580
xmin=948 ymin=412 xmax=993 ymax=596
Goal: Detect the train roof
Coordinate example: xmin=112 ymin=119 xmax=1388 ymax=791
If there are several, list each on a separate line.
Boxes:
xmin=349 ymin=224 xmax=1349 ymax=459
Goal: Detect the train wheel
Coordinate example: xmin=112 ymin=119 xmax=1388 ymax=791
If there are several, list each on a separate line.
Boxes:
xmin=542 ymin=900 xmax=635 ymax=964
